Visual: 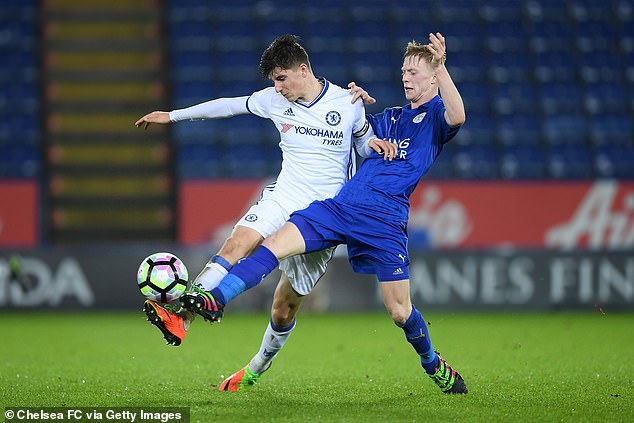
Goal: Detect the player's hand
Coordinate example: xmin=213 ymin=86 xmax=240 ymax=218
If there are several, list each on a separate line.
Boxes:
xmin=348 ymin=82 xmax=376 ymax=105
xmin=135 ymin=111 xmax=171 ymax=129
xmin=369 ymin=138 xmax=398 ymax=161
xmin=425 ymin=32 xmax=447 ymax=68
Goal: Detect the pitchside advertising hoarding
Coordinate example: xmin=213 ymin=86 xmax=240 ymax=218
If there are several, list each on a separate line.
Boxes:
xmin=0 ymin=180 xmax=632 ymax=310
xmin=0 ymin=181 xmax=38 ymax=247
xmin=179 ymin=179 xmax=634 ymax=250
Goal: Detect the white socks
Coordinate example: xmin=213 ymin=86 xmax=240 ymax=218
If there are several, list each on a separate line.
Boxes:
xmin=248 ymin=319 xmax=296 ymax=375
xmin=193 ymin=257 xmax=231 ymax=291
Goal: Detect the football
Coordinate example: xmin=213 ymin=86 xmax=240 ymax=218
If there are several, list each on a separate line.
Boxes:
xmin=136 ymin=252 xmax=189 ymax=303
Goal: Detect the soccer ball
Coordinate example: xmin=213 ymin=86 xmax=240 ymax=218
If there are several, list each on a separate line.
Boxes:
xmin=137 ymin=252 xmax=189 ymax=303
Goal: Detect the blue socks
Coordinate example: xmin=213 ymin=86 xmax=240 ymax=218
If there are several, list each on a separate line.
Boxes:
xmin=397 ymin=305 xmax=439 ymax=374
xmin=211 ymin=246 xmax=279 ymax=305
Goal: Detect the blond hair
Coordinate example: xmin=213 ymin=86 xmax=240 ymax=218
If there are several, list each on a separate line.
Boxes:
xmin=403 ymin=40 xmax=434 ymax=64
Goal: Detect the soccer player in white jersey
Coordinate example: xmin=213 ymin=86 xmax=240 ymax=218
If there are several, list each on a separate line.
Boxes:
xmin=135 ymin=35 xmax=396 ymax=346
xmin=180 ymin=33 xmax=469 ymax=394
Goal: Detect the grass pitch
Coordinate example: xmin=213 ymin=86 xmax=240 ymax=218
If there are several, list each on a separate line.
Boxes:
xmin=1 ymin=311 xmax=632 ymax=422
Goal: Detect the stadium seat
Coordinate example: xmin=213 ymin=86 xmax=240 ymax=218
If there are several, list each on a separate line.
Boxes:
xmin=446 ymin=52 xmax=486 ymax=84
xmin=436 ymin=20 xmax=483 ymax=53
xmin=578 ymin=51 xmax=624 ymax=83
xmin=539 ymin=81 xmax=584 ymax=115
xmin=542 ymin=113 xmax=589 ymax=146
xmin=583 ymin=82 xmax=630 ymax=114
xmin=484 ymin=21 xmax=527 ymax=53
xmin=452 ymin=145 xmax=499 ymax=179
xmin=595 ymin=145 xmax=634 ymax=178
xmin=478 ymin=0 xmax=524 ymax=22
xmin=533 ymin=50 xmax=577 ymax=83
xmin=493 ymin=82 xmax=538 ymax=115
xmin=453 ymin=113 xmax=494 ymax=147
xmin=496 ymin=114 xmax=542 ymax=147
xmin=548 ymin=145 xmax=595 ymax=179
xmin=587 ymin=113 xmax=634 ymax=147
xmin=499 ymin=145 xmax=547 ymax=179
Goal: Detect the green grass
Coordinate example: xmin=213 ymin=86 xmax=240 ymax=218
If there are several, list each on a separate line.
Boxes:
xmin=1 ymin=311 xmax=632 ymax=422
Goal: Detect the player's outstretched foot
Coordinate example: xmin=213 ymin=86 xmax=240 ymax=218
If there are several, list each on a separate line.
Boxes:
xmin=179 ymin=286 xmax=224 ymax=323
xmin=429 ymin=353 xmax=468 ymax=394
xmin=143 ymin=300 xmax=191 ymax=346
xmin=219 ymin=366 xmax=261 ymax=392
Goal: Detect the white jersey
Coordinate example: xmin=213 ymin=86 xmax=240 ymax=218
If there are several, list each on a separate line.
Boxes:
xmin=171 ymin=79 xmax=374 ymax=213
xmin=246 ymin=80 xmax=372 ymax=212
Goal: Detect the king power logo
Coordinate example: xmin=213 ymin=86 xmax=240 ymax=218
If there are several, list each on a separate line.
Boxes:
xmin=546 ymin=181 xmax=634 ymax=250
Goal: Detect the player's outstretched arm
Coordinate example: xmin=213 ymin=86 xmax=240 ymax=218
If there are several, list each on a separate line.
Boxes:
xmin=425 ymin=32 xmax=466 ymax=127
xmin=135 ymin=111 xmax=170 ymax=130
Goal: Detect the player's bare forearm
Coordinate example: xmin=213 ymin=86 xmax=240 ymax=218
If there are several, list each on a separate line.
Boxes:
xmin=426 ymin=32 xmax=466 ymax=127
xmin=436 ymin=65 xmax=466 ymax=127
xmin=135 ymin=111 xmax=171 ymax=130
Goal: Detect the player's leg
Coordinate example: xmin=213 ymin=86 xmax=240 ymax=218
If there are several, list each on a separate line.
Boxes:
xmin=209 ymin=221 xmax=307 ymax=303
xmin=143 ymin=225 xmax=263 ymax=343
xmin=380 ymin=280 xmax=467 ymax=394
xmin=219 ymin=273 xmax=304 ymax=391
xmin=193 ymin=225 xmax=264 ymax=291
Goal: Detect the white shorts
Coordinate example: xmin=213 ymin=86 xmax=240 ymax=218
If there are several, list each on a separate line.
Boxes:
xmin=235 ymin=189 xmax=335 ymax=296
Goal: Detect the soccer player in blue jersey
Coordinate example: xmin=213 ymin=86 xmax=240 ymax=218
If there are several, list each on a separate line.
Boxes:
xmin=135 ymin=35 xmax=394 ymax=346
xmin=180 ymin=32 xmax=469 ymax=394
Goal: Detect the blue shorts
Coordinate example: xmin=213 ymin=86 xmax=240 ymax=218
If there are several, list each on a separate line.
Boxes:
xmin=288 ymin=198 xmax=410 ymax=282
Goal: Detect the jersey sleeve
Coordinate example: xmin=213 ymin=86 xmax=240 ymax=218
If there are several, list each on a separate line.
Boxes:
xmin=351 ymin=101 xmax=376 ymax=158
xmin=169 ymin=96 xmax=250 ymax=121
xmin=245 ymin=87 xmax=276 ymax=119
xmin=434 ymin=99 xmax=460 ymax=145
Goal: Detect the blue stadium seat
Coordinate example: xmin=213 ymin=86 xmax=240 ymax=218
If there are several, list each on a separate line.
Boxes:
xmin=539 ymin=81 xmax=584 ymax=115
xmin=496 ymin=114 xmax=542 ymax=147
xmin=459 ymin=82 xmax=492 ymax=115
xmin=178 ymin=142 xmax=224 ymax=178
xmin=500 ymin=145 xmax=547 ymax=179
xmin=548 ymin=145 xmax=595 ymax=179
xmin=583 ymin=82 xmax=630 ymax=114
xmin=533 ymin=50 xmax=577 ymax=83
xmin=493 ymin=82 xmax=538 ymax=115
xmin=436 ymin=20 xmax=483 ymax=53
xmin=488 ymin=52 xmax=533 ymax=83
xmin=452 ymin=145 xmax=499 ymax=179
xmin=526 ymin=19 xmax=574 ymax=54
xmin=478 ymin=0 xmax=524 ymax=22
xmin=588 ymin=113 xmax=633 ymax=147
xmin=578 ymin=51 xmax=624 ymax=83
xmin=542 ymin=113 xmax=589 ymax=146
xmin=454 ymin=114 xmax=494 ymax=147
xmin=484 ymin=21 xmax=528 ymax=53
xmin=595 ymin=145 xmax=634 ymax=178
xmin=447 ymin=52 xmax=486 ymax=83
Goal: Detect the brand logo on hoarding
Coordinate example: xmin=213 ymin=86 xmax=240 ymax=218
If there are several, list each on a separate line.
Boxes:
xmin=0 ymin=257 xmax=94 ymax=307
xmin=546 ymin=181 xmax=634 ymax=250
xmin=409 ymin=186 xmax=472 ymax=247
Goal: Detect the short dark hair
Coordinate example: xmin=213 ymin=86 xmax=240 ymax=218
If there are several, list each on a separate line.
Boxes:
xmin=259 ymin=34 xmax=311 ymax=78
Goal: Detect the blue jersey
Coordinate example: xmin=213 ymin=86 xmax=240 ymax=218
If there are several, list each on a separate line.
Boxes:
xmin=290 ymin=95 xmax=460 ymax=280
xmin=335 ymin=95 xmax=459 ymax=220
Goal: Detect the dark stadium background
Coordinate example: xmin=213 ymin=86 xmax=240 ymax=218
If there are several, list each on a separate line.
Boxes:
xmin=1 ymin=0 xmax=633 ymax=312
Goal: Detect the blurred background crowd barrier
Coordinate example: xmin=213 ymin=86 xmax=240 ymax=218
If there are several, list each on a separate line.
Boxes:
xmin=0 ymin=0 xmax=632 ymax=310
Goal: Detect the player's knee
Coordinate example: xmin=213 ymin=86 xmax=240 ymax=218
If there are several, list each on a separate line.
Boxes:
xmin=271 ymin=301 xmax=298 ymax=327
xmin=386 ymin=304 xmax=409 ymax=325
xmin=219 ymin=235 xmax=258 ymax=262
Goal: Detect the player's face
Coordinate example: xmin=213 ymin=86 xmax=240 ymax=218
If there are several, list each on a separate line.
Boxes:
xmin=401 ymin=56 xmax=436 ymax=108
xmin=270 ymin=66 xmax=306 ymax=102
